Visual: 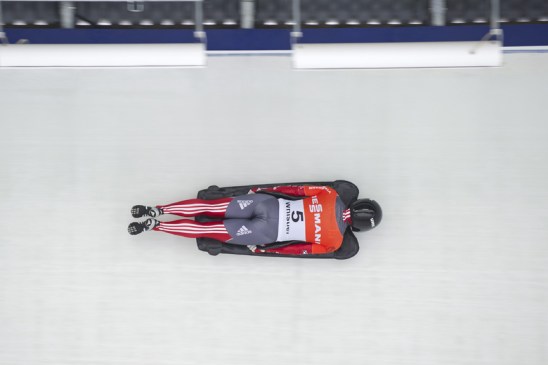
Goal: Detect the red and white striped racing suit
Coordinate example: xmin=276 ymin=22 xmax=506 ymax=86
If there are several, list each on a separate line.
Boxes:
xmin=152 ymin=185 xmax=351 ymax=256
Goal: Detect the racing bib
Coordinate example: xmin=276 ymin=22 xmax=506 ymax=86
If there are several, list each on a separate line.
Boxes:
xmin=276 ymin=199 xmax=306 ymax=242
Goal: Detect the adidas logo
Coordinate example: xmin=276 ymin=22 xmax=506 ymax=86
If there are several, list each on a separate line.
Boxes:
xmin=236 ymin=225 xmax=252 ymax=236
xmin=237 ymin=200 xmax=253 ymax=210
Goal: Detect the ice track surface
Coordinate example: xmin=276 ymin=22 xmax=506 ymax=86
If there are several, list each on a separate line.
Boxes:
xmin=1 ymin=54 xmax=547 ymax=365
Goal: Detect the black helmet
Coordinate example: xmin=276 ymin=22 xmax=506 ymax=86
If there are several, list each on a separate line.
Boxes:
xmin=350 ymin=199 xmax=382 ymax=232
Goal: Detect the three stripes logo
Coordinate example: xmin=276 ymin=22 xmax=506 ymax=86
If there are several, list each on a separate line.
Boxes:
xmin=237 ymin=200 xmax=253 ymax=210
xmin=236 ymin=225 xmax=252 ymax=236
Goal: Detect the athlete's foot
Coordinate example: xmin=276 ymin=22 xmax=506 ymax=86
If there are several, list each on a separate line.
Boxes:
xmin=128 ymin=218 xmax=160 ymax=235
xmin=131 ymin=205 xmax=163 ymax=218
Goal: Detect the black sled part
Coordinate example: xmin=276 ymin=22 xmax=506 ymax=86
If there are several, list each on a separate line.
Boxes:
xmin=195 ymin=180 xmax=360 ymax=260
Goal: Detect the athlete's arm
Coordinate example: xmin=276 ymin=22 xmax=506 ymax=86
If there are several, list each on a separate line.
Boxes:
xmin=262 ymin=243 xmax=313 ymax=255
xmin=251 ymin=185 xmax=334 ymax=197
xmin=262 ymin=242 xmax=335 ymax=255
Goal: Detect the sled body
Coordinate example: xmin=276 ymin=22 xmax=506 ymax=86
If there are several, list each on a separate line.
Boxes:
xmin=195 ymin=180 xmax=360 ymax=260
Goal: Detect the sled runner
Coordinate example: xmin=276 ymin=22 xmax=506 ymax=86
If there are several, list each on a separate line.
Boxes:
xmin=195 ymin=180 xmax=361 ymax=260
